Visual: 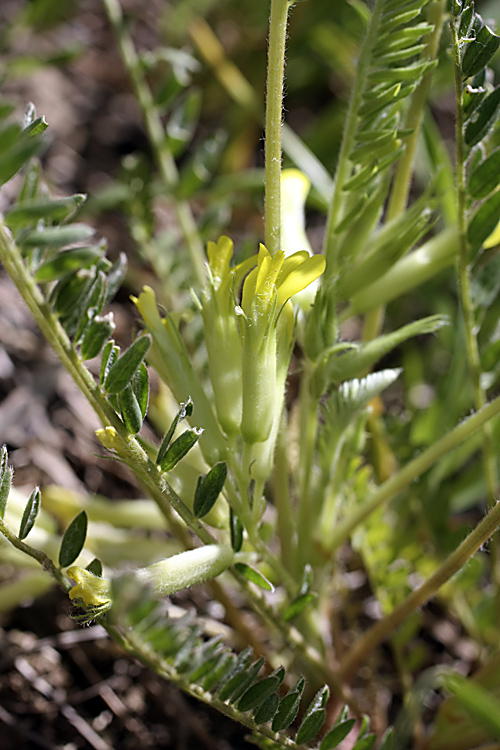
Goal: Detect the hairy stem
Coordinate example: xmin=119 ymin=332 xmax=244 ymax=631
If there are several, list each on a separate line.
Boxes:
xmin=265 ymin=0 xmax=290 ymax=255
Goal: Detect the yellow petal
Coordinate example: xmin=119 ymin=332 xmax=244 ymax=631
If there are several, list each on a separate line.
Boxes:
xmin=207 ymin=236 xmax=234 ymax=282
xmin=67 ymin=566 xmax=111 ymax=607
xmin=276 ymin=253 xmax=326 ymax=307
xmin=484 ymin=219 xmax=500 ymax=249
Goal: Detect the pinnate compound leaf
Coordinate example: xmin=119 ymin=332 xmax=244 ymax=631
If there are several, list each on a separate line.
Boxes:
xmin=158 ymin=428 xmax=203 ymax=472
xmin=194 ymin=462 xmax=227 ymax=518
xmin=59 ymin=511 xmax=88 ymax=567
xmin=320 ymin=719 xmax=356 ymax=750
xmin=462 ymin=22 xmax=500 ymax=78
xmin=234 ymin=562 xmax=274 ymax=591
xmin=104 ymin=335 xmax=151 ymax=394
xmin=19 ymin=487 xmax=41 ymax=540
xmin=295 ymin=685 xmax=329 ymax=745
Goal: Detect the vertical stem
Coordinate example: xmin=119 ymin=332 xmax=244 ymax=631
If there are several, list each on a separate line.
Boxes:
xmin=265 ymin=0 xmax=290 ymax=256
xmin=450 ymin=12 xmax=500 ymax=592
xmin=101 ymin=0 xmax=206 ymax=286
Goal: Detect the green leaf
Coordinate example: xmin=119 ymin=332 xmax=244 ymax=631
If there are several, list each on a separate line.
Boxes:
xmin=19 ymin=487 xmax=41 ymax=540
xmin=166 ymin=88 xmax=202 ymax=157
xmin=193 ymin=462 xmax=227 ymax=518
xmin=34 ymin=246 xmax=103 ymax=282
xmin=238 ymin=667 xmax=285 ymax=712
xmin=59 ymin=511 xmax=88 ymax=567
xmin=104 ymin=252 xmax=128 ymax=305
xmin=462 ymin=22 xmax=500 ymax=78
xmin=216 ymin=647 xmax=253 ymax=697
xmin=295 ymin=685 xmax=329 ymax=745
xmin=86 ymin=558 xmax=103 ymax=577
xmin=351 ymin=736 xmax=377 ymax=750
xmin=104 ymin=335 xmax=151 ymax=394
xmin=271 ymin=678 xmax=305 ymax=732
xmin=158 ymin=428 xmax=203 ymax=472
xmin=0 ymin=129 xmax=45 ymax=185
xmin=23 ymin=115 xmax=49 ymax=138
xmin=442 ymin=673 xmax=500 ymax=740
xmin=23 ymin=223 xmax=95 ymax=249
xmin=219 ymin=657 xmax=264 ymax=703
xmin=467 ymin=190 xmax=500 ymax=256
xmin=465 ymin=86 xmax=500 ymax=147
xmin=100 ymin=341 xmax=119 ymax=386
xmin=283 ymin=592 xmax=318 ymax=621
xmin=156 ymin=398 xmax=194 ymax=466
xmin=230 ymin=509 xmax=243 ymax=552
xmin=320 ymin=719 xmax=356 ymax=749
xmin=234 ymin=562 xmax=274 ymax=591
xmin=118 ymin=384 xmax=144 ymax=435
xmin=0 ymin=450 xmax=12 ymax=520
xmin=253 ymin=692 xmax=280 ymax=724
xmin=202 ymin=652 xmax=234 ymax=692
xmin=468 ymin=147 xmax=500 ymax=199
xmin=459 ymin=4 xmax=474 ymax=40
xmin=327 ymin=315 xmax=447 ymax=383
xmin=80 ymin=313 xmax=116 ymax=360
xmin=134 ymin=363 xmax=150 ymax=420
xmin=5 ymin=194 xmax=86 ymax=228
xmin=378 ymin=728 xmax=394 ymax=750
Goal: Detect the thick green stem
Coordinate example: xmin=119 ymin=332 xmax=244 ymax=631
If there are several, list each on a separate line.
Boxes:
xmin=101 ymin=0 xmax=206 ymax=285
xmin=340 ymin=495 xmax=500 ymax=680
xmin=328 ymin=391 xmax=500 ymax=552
xmin=265 ymin=0 xmax=289 ymax=255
